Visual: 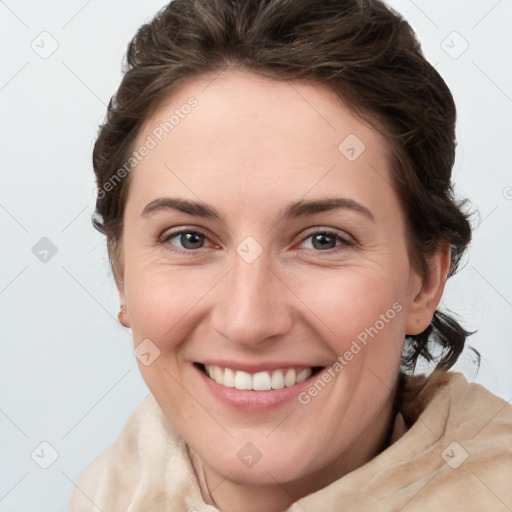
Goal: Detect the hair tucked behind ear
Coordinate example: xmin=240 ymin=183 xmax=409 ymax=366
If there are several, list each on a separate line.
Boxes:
xmin=92 ymin=0 xmax=477 ymax=374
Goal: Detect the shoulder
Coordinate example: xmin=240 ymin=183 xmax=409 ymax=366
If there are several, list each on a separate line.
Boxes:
xmin=68 ymin=393 xmax=188 ymax=511
xmin=295 ymin=372 xmax=512 ymax=511
xmin=400 ymin=371 xmax=512 ymax=509
xmin=400 ymin=370 xmax=512 ymax=428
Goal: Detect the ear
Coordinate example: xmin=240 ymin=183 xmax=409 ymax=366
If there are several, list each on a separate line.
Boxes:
xmin=109 ymin=239 xmax=131 ymax=329
xmin=405 ymin=244 xmax=451 ymax=335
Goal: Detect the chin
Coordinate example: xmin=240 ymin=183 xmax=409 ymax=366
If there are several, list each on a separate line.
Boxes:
xmin=203 ymin=441 xmax=321 ymax=486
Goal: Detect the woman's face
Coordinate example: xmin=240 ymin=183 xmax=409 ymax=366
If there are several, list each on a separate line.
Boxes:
xmin=117 ymin=69 xmax=428 ymax=491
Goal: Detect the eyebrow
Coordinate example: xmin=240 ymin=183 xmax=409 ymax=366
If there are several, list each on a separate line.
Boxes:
xmin=141 ymin=196 xmax=374 ymax=222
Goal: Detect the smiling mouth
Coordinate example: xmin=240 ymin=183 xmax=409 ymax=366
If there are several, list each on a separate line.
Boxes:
xmin=195 ymin=363 xmax=324 ymax=390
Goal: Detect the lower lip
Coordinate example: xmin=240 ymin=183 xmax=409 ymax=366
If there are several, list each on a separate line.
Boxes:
xmin=194 ymin=364 xmax=322 ymax=412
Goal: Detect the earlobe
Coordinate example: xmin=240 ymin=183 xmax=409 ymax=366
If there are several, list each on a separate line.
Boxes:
xmin=114 ymin=276 xmax=131 ymax=328
xmin=114 ymin=275 xmax=131 ymax=328
xmin=108 ymin=239 xmax=130 ymax=328
xmin=405 ymin=245 xmax=451 ymax=335
xmin=117 ymin=304 xmax=131 ymax=328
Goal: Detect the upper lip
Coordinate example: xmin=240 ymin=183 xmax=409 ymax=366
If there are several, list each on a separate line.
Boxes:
xmin=196 ymin=360 xmax=326 ymax=373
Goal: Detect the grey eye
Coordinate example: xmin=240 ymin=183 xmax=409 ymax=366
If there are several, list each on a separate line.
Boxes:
xmin=167 ymin=231 xmax=207 ymax=250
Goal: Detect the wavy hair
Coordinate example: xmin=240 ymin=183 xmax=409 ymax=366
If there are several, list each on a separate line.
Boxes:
xmin=92 ymin=0 xmax=476 ymax=372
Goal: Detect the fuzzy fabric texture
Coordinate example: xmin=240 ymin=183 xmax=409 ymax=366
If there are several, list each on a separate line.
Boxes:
xmin=68 ymin=371 xmax=512 ymax=511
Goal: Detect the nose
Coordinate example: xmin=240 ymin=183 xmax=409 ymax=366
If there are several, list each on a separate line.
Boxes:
xmin=210 ymin=251 xmax=293 ymax=347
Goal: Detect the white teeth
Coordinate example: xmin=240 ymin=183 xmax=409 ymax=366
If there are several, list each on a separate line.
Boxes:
xmin=296 ymin=368 xmax=312 ymax=383
xmin=203 ymin=365 xmax=313 ymax=390
xmin=213 ymin=365 xmax=224 ymax=384
xmin=223 ymin=367 xmax=235 ymax=388
xmin=284 ymin=369 xmax=296 ymax=387
xmin=234 ymin=370 xmax=252 ymax=390
xmin=271 ymin=370 xmax=285 ymax=390
xmin=253 ymin=371 xmax=272 ymax=391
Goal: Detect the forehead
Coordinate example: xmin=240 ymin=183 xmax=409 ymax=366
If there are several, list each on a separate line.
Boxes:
xmin=128 ymin=69 xmax=394 ymax=216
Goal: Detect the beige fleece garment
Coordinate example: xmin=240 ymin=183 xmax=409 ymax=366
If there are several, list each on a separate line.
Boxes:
xmin=68 ymin=371 xmax=512 ymax=511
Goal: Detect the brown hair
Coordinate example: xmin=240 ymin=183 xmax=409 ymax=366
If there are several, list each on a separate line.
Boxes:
xmin=92 ymin=0 xmax=475 ymax=372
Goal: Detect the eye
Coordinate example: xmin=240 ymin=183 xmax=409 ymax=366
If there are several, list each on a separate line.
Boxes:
xmin=158 ymin=227 xmax=354 ymax=254
xmin=298 ymin=229 xmax=354 ymax=252
xmin=159 ymin=228 xmax=214 ymax=252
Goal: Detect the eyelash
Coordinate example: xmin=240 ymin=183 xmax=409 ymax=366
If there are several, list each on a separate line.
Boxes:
xmin=158 ymin=227 xmax=356 ymax=255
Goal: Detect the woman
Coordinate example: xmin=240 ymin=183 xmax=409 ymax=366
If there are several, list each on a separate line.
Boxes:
xmin=69 ymin=0 xmax=512 ymax=510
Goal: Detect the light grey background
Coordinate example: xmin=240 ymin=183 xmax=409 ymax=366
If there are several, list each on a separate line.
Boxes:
xmin=0 ymin=1 xmax=511 ymax=510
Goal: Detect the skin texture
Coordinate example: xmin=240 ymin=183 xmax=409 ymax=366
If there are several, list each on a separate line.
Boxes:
xmin=115 ymin=69 xmax=450 ymax=512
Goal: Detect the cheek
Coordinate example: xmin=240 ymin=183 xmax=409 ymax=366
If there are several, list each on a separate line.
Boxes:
xmin=123 ymin=254 xmax=217 ymax=344
xmin=293 ymin=265 xmax=408 ymax=359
